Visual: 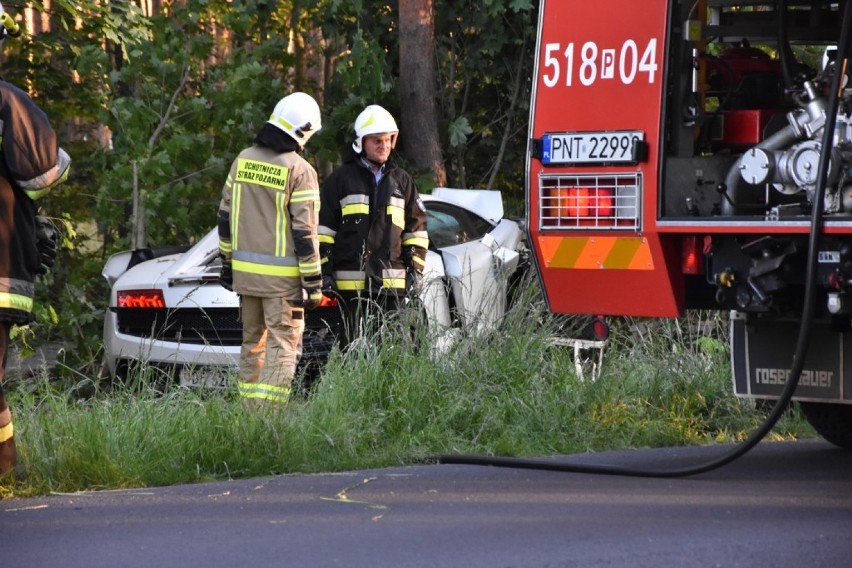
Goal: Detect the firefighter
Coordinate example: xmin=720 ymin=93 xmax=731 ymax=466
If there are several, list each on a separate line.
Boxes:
xmin=217 ymin=92 xmax=323 ymax=408
xmin=318 ymin=104 xmax=428 ymax=346
xmin=0 ymin=4 xmax=71 ymax=476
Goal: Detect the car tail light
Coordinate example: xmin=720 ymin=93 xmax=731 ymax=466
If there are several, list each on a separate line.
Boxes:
xmin=117 ymin=289 xmax=166 ymax=308
xmin=539 ymin=173 xmax=640 ymax=230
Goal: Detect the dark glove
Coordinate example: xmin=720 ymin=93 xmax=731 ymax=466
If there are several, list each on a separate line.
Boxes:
xmin=304 ymin=287 xmax=323 ymax=310
xmin=406 ymin=269 xmax=423 ymax=294
xmin=321 ymin=274 xmax=337 ymax=294
xmin=219 ymin=260 xmax=234 ymax=292
xmin=35 ymin=215 xmax=58 ymax=275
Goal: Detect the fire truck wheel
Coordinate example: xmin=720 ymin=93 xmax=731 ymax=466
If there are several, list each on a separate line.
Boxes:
xmin=798 ymin=402 xmax=852 ymax=450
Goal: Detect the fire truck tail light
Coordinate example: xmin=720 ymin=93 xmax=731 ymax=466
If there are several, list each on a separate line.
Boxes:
xmin=540 ymin=173 xmax=641 ymax=230
xmin=681 ymin=235 xmax=704 ymax=275
xmin=117 ymin=289 xmax=167 ymax=308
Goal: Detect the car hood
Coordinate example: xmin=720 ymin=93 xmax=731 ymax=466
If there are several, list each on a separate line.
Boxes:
xmin=163 ymin=229 xmax=222 ymax=285
xmin=425 ymin=187 xmax=504 ymax=225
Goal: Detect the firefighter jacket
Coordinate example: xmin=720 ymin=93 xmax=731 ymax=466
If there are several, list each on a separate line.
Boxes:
xmin=218 ymin=129 xmax=322 ymax=300
xmin=319 ymin=149 xmax=428 ymax=296
xmin=0 ymin=80 xmax=71 ymax=324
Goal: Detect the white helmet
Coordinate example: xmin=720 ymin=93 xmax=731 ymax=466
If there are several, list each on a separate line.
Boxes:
xmin=268 ymin=92 xmax=322 ymax=148
xmin=352 ymin=104 xmax=399 ymax=153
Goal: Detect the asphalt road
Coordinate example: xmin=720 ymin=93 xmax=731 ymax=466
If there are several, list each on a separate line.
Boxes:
xmin=3 ymin=439 xmax=851 ymax=567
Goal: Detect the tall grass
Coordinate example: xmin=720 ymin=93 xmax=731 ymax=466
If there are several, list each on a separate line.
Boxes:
xmin=1 ymin=277 xmax=812 ymax=498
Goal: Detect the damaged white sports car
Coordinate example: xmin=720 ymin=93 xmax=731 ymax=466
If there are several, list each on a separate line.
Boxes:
xmin=101 ymin=188 xmax=528 ymax=387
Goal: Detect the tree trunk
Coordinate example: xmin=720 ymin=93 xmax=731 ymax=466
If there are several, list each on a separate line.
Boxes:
xmin=131 ymin=160 xmax=145 ymax=249
xmin=398 ymin=0 xmax=446 ymax=187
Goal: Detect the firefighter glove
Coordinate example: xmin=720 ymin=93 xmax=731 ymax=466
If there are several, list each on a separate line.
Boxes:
xmin=304 ymin=287 xmax=323 ymax=310
xmin=35 ymin=215 xmax=58 ymax=275
xmin=321 ymin=274 xmax=337 ymax=294
xmin=219 ymin=259 xmax=234 ymax=292
xmin=406 ymin=269 xmax=423 ymax=294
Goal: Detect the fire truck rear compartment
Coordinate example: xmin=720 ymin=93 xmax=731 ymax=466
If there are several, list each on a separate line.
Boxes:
xmin=525 ymin=0 xmax=852 ymax=457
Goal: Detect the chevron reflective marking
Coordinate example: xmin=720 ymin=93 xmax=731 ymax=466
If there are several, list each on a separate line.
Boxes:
xmin=538 ymin=235 xmax=654 ymax=270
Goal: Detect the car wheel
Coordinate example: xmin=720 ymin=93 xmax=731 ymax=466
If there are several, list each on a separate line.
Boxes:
xmin=91 ymin=357 xmax=125 ymax=393
xmin=103 ymin=359 xmax=177 ymax=395
xmin=293 ymin=356 xmax=324 ymax=398
xmin=799 ymin=402 xmax=852 ymax=450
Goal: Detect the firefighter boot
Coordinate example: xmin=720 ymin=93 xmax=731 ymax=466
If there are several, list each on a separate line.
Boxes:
xmin=0 ymin=401 xmax=16 ymax=477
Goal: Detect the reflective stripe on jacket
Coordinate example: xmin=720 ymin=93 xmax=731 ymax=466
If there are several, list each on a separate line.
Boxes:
xmin=0 ymin=80 xmax=71 ymax=324
xmin=218 ymin=145 xmax=321 ymax=299
xmin=318 ymin=150 xmax=428 ymax=297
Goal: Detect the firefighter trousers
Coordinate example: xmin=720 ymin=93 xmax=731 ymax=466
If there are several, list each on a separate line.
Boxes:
xmin=238 ymin=295 xmax=304 ymax=408
xmin=0 ymin=323 xmax=17 ymax=476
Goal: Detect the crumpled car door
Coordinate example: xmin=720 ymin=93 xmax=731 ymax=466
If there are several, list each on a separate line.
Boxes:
xmin=439 ymin=219 xmax=521 ymax=334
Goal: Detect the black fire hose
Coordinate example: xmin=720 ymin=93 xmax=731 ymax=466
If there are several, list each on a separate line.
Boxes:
xmin=437 ymin=4 xmax=852 ymax=478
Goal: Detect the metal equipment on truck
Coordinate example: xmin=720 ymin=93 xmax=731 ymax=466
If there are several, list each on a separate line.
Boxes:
xmin=525 ymin=0 xmax=852 ymax=448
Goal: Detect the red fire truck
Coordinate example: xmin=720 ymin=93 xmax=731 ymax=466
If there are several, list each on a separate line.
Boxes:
xmin=526 ymin=0 xmax=852 ymax=448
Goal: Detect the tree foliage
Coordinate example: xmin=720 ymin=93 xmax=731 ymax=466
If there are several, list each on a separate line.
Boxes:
xmin=435 ymin=0 xmax=536 ymax=192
